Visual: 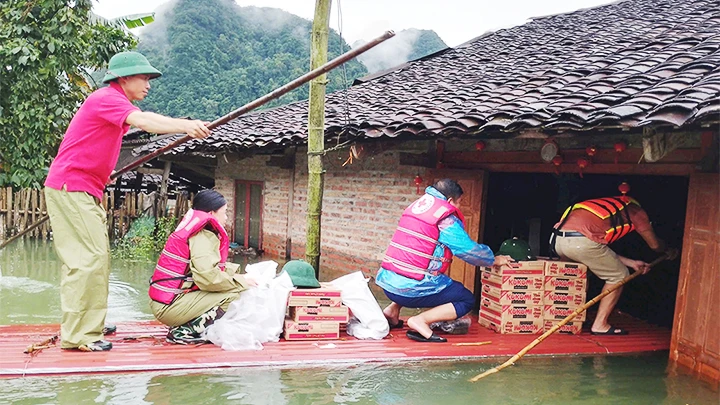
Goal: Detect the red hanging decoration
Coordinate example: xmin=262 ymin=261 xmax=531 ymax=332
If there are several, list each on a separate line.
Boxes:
xmin=577 ymin=157 xmax=590 ymax=178
xmin=613 ymin=141 xmax=627 ymax=164
xmin=618 ymin=181 xmax=631 ymax=195
xmin=585 ymin=146 xmax=597 ymax=157
xmin=436 ymin=161 xmax=445 ymax=169
xmin=551 ymin=155 xmax=563 ymax=175
xmin=475 ymin=141 xmax=486 ymax=151
xmin=414 ymin=174 xmax=424 ymax=194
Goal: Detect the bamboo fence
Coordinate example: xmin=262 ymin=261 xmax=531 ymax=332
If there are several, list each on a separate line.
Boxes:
xmin=0 ymin=188 xmax=192 ymax=242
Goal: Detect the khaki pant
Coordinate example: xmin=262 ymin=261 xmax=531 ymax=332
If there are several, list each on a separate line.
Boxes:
xmin=45 ymin=187 xmax=110 ymax=348
xmin=149 ymin=289 xmax=241 ymax=327
xmin=553 ymin=235 xmax=629 ymax=284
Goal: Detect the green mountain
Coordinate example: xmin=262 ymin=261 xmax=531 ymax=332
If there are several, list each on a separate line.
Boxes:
xmin=136 ymin=0 xmax=367 ymax=120
xmin=353 ymin=29 xmax=448 ymax=73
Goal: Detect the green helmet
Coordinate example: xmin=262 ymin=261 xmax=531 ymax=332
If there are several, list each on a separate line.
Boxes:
xmin=102 ymin=51 xmax=162 ymax=83
xmin=497 ymin=237 xmax=536 ymax=261
xmin=281 ymin=260 xmax=321 ymax=288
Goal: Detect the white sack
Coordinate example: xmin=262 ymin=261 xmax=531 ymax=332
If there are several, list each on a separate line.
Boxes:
xmin=328 ymin=271 xmax=389 ymax=340
xmin=204 ymin=263 xmax=293 ymax=351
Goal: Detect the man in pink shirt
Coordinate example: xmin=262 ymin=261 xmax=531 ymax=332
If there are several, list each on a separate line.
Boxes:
xmin=44 ymin=51 xmax=211 ymax=351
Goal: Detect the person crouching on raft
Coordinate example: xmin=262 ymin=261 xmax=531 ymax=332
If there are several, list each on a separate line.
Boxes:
xmin=375 ymin=179 xmax=513 ymax=343
xmin=148 ymin=190 xmax=256 ymax=344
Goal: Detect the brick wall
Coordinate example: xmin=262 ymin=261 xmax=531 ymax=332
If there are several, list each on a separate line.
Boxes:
xmin=215 ymin=142 xmax=427 ymax=279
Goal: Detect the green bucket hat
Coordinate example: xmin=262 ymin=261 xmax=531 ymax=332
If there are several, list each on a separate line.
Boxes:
xmin=281 ymin=260 xmax=321 ymax=288
xmin=497 ymin=237 xmax=536 ymax=261
xmin=102 ymin=51 xmax=162 ymax=83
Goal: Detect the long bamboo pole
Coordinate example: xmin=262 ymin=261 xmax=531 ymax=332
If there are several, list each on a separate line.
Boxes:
xmin=305 ymin=0 xmax=331 ymax=274
xmin=0 ymin=30 xmax=396 ymax=250
xmin=469 ymin=252 xmax=672 ymax=382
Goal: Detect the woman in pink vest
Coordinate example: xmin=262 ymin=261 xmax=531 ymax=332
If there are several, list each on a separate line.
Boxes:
xmin=149 ymin=190 xmax=255 ymax=344
xmin=376 ymin=179 xmax=513 ymax=343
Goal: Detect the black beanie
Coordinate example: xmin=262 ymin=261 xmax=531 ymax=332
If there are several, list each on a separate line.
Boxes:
xmin=192 ymin=189 xmax=226 ymax=212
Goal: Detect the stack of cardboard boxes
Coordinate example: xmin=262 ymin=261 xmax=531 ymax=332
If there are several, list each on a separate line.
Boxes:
xmin=479 ymin=259 xmax=588 ymax=334
xmin=283 ymin=286 xmax=349 ymax=340
xmin=542 ymin=260 xmax=588 ymax=334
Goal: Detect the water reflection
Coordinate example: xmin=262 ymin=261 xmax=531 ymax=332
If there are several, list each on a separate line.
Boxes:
xmin=0 ymin=356 xmax=716 ymax=405
xmin=0 ymin=241 xmax=717 ymax=404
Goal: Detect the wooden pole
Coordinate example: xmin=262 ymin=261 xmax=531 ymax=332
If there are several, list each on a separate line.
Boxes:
xmin=305 ymin=0 xmax=331 ymax=274
xmin=469 ymin=252 xmax=672 ymax=382
xmin=0 ymin=30 xmax=395 ymax=251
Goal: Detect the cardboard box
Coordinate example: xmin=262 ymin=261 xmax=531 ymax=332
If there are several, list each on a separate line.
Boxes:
xmin=287 ymin=287 xmax=343 ymax=307
xmin=543 ymin=276 xmax=587 ymax=294
xmin=480 ymin=271 xmax=544 ymax=291
xmin=482 ymin=260 xmax=545 ymax=276
xmin=544 ymin=320 xmax=583 ymax=335
xmin=543 ymin=305 xmax=586 ymax=322
xmin=542 ymin=291 xmax=586 ymax=307
xmin=479 ymin=298 xmax=543 ymax=321
xmin=481 ymin=284 xmax=543 ymax=306
xmin=479 ymin=308 xmax=543 ymax=334
xmin=544 ymin=260 xmax=588 ymax=278
xmin=283 ymin=319 xmax=340 ymax=340
xmin=289 ymin=305 xmax=349 ymax=322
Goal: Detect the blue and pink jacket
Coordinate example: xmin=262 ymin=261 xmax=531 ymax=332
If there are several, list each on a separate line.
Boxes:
xmin=376 ymin=187 xmax=495 ymax=297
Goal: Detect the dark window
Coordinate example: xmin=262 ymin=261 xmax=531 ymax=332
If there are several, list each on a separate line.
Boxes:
xmin=234 ymin=181 xmax=263 ymax=249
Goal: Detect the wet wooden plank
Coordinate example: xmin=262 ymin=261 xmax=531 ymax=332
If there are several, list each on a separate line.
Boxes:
xmin=0 ymin=314 xmax=670 ymax=377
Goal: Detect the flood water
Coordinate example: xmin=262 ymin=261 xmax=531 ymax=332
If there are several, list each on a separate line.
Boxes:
xmin=1 ymin=240 xmax=717 ymax=404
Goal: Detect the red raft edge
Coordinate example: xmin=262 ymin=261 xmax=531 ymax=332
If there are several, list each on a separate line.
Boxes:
xmin=0 ymin=313 xmax=671 ymax=377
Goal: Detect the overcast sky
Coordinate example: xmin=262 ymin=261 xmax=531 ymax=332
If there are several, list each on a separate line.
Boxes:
xmin=92 ymin=0 xmax=616 ymax=47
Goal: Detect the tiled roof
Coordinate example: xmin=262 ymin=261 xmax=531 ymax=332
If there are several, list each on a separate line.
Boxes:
xmin=138 ymin=0 xmax=720 ymax=155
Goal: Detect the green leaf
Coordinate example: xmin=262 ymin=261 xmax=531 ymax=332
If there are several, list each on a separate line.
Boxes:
xmin=48 ymin=42 xmax=55 ymax=53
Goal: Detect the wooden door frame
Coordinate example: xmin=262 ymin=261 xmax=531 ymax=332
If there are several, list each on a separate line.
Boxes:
xmin=427 ymin=169 xmax=490 ymax=295
xmin=669 ymin=172 xmax=719 ymax=386
xmin=233 ymin=180 xmax=264 ymax=249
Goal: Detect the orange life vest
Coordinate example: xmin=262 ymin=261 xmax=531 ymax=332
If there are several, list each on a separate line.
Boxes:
xmin=559 ymin=196 xmax=641 ymax=243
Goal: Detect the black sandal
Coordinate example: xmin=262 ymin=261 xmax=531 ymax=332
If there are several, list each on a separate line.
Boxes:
xmin=406 ymin=330 xmax=447 ymax=343
xmin=590 ymin=326 xmax=629 ymax=335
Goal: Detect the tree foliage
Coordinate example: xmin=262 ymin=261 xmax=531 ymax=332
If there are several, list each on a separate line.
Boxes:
xmin=0 ymin=0 xmax=135 ymax=188
xmin=136 ymin=0 xmax=368 ymax=120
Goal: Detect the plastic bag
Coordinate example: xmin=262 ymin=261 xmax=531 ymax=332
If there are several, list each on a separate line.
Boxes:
xmin=429 ymin=315 xmax=471 ymax=335
xmin=204 ymin=262 xmax=293 ymax=351
xmin=328 ymin=272 xmax=389 ymax=340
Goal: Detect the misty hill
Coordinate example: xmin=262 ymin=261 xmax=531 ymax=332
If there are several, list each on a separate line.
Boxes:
xmin=353 ymin=29 xmax=448 ymax=73
xmin=136 ymin=0 xmax=367 ymax=120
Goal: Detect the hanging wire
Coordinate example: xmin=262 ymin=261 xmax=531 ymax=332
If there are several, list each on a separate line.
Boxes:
xmin=336 ymin=0 xmax=351 ymax=147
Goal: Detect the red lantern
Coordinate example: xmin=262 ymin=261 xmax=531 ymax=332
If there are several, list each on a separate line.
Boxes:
xmin=475 ymin=141 xmax=486 ymax=151
xmin=614 ymin=141 xmax=627 ymax=164
xmin=585 ymin=146 xmax=597 ymax=157
xmin=618 ymin=182 xmax=631 ymax=195
xmin=414 ymin=174 xmax=423 ymax=194
xmin=551 ymin=155 xmax=563 ymax=175
xmin=577 ymin=157 xmax=589 ymax=178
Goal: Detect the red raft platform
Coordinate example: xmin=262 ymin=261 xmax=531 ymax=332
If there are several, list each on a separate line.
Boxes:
xmin=0 ymin=313 xmax=670 ymax=377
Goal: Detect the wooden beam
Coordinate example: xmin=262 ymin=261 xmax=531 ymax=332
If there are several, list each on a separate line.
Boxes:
xmin=441 ymin=161 xmax=697 ymax=176
xmin=444 ymin=148 xmax=704 ymax=165
xmin=136 ymin=167 xmax=165 ymax=176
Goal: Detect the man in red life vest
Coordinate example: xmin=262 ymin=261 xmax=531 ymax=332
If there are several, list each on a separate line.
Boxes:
xmin=551 ymin=183 xmax=677 ymax=335
xmin=376 ymin=179 xmax=513 ymax=343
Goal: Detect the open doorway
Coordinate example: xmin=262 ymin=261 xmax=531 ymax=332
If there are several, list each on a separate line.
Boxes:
xmin=482 ymin=172 xmax=689 ymax=328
